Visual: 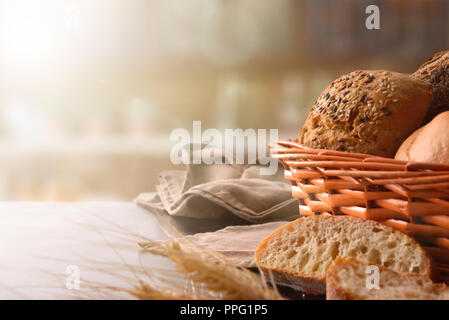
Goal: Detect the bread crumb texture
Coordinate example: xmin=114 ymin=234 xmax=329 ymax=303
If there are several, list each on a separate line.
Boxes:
xmin=327 ymin=257 xmax=449 ymax=300
xmin=255 ymin=216 xmax=430 ymax=281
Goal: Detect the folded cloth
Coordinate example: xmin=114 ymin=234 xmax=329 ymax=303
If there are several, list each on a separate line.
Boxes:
xmin=184 ymin=221 xmax=287 ymax=268
xmin=136 ymin=161 xmax=298 ymax=223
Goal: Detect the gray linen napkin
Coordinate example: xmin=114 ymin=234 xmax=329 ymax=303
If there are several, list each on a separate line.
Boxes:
xmin=135 ymin=161 xmax=298 ymax=223
xmin=135 ymin=144 xmax=298 ymax=266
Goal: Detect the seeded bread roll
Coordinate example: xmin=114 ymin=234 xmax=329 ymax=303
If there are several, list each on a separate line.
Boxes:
xmin=254 ymin=215 xmax=432 ymax=295
xmin=413 ymin=50 xmax=449 ymax=123
xmin=327 ymin=257 xmax=449 ymax=300
xmin=299 ymin=70 xmax=432 ymax=158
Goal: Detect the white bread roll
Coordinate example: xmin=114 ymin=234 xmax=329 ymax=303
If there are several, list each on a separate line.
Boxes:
xmin=395 ymin=111 xmax=449 ymax=164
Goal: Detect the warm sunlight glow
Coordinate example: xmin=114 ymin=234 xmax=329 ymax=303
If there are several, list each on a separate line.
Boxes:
xmin=1 ymin=0 xmax=76 ymax=72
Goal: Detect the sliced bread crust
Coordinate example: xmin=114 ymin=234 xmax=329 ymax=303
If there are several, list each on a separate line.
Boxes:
xmin=255 ymin=215 xmax=432 ymax=295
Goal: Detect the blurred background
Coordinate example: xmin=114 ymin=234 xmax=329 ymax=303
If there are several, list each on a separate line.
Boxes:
xmin=0 ymin=0 xmax=448 ymax=201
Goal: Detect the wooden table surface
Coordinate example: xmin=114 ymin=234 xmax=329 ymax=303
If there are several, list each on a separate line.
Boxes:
xmin=0 ymin=202 xmax=247 ymax=299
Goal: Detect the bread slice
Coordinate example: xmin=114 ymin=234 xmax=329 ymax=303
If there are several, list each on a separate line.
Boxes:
xmin=254 ymin=215 xmax=432 ymax=295
xmin=327 ymin=257 xmax=449 ymax=300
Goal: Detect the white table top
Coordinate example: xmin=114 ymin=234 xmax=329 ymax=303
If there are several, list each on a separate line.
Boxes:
xmin=0 ymin=202 xmax=236 ymax=299
xmin=0 ymin=202 xmax=157 ymax=299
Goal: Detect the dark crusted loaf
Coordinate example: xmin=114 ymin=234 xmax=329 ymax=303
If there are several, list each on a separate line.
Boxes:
xmin=413 ymin=50 xmax=449 ymax=123
xmin=299 ymin=70 xmax=432 ymax=158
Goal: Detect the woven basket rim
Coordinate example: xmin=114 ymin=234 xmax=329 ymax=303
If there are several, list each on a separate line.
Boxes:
xmin=271 ymin=139 xmax=449 ymax=171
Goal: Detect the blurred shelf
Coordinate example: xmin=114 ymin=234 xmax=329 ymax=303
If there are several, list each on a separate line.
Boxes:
xmin=0 ymin=135 xmax=172 ymax=156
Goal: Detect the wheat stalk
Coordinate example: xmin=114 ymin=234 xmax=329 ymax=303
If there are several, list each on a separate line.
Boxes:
xmin=62 ymin=211 xmax=284 ymax=300
xmin=137 ymin=237 xmax=283 ymax=300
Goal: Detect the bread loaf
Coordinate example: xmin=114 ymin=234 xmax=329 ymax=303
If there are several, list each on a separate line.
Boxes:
xmin=299 ymin=70 xmax=432 ymax=157
xmin=413 ymin=50 xmax=449 ymax=123
xmin=327 ymin=257 xmax=449 ymax=300
xmin=254 ymin=215 xmax=432 ymax=295
xmin=395 ymin=111 xmax=449 ymax=164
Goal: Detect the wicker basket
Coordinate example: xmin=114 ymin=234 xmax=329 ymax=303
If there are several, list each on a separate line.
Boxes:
xmin=271 ymin=139 xmax=449 ymax=283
